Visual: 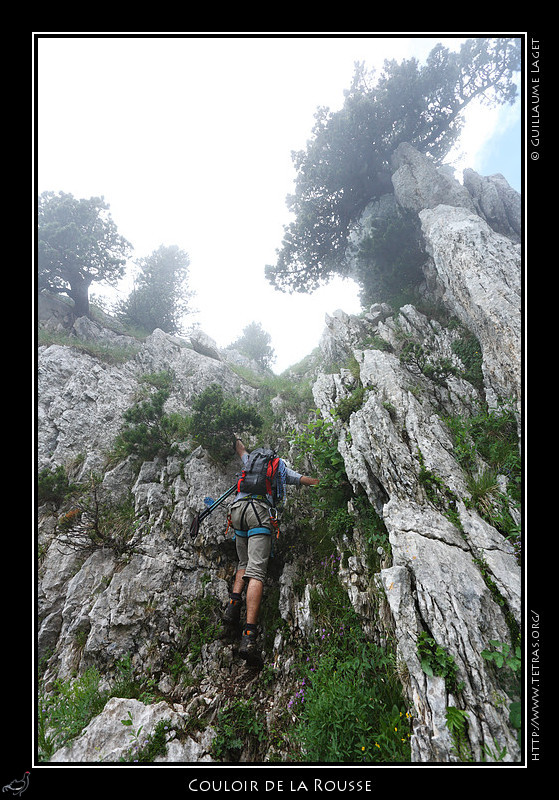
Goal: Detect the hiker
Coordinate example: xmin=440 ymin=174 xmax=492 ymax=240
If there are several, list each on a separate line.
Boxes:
xmin=223 ymin=437 xmax=319 ymax=665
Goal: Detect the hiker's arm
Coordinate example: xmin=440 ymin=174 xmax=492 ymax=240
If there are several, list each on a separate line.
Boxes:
xmin=284 ymin=465 xmax=318 ymax=487
xmin=235 ymin=438 xmax=248 ymax=459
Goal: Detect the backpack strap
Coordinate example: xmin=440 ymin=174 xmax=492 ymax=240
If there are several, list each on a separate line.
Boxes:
xmin=266 ymin=457 xmax=280 ymax=499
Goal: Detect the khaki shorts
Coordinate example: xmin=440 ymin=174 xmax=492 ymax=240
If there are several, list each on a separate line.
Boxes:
xmin=235 ymin=532 xmax=272 ymax=583
xmin=230 ymin=499 xmax=273 ymax=583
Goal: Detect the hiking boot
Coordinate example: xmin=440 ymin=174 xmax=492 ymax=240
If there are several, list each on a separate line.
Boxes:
xmin=218 ymin=596 xmax=243 ymax=640
xmin=222 ymin=597 xmax=242 ymax=626
xmin=239 ymin=628 xmax=262 ymax=667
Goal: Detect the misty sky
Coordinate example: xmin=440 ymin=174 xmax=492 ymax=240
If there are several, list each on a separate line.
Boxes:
xmin=35 ymin=34 xmax=522 ymax=372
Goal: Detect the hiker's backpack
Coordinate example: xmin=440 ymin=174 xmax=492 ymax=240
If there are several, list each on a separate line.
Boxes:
xmin=237 ymin=448 xmax=280 ymax=504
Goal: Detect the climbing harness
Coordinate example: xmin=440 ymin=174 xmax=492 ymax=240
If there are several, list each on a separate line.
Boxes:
xmin=225 ymin=497 xmax=280 ymax=556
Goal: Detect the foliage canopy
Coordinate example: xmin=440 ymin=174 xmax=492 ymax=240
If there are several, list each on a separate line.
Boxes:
xmin=38 ymin=191 xmax=132 ymax=318
xmin=188 ymin=384 xmax=264 ymax=462
xmin=116 ymin=244 xmax=194 ymax=335
xmin=265 ymin=38 xmax=521 ymax=296
xmin=229 ymin=322 xmax=276 ymax=369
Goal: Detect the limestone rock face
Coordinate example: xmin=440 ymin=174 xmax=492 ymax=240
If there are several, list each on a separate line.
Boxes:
xmin=392 ymin=141 xmax=521 ymax=243
xmin=48 ymin=697 xmax=215 ymax=763
xmin=37 ymin=327 xmax=258 ymax=479
xmin=391 ymin=141 xmax=478 ymax=215
xmin=311 ymin=146 xmax=521 ymax=763
xmin=463 ymin=168 xmax=521 ymax=242
xmin=419 ymin=205 xmax=521 ymax=409
xmin=314 ymin=302 xmax=520 ymax=762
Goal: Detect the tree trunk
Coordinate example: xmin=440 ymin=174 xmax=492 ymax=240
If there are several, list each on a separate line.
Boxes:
xmin=70 ymin=279 xmax=90 ymax=318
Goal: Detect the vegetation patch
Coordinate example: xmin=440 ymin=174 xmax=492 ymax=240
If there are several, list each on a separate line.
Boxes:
xmin=289 ymin=564 xmax=411 ymax=763
xmin=38 ymin=465 xmax=78 ymax=505
xmin=445 ymin=400 xmax=521 ymax=553
xmin=112 ymin=370 xmax=191 ymax=462
xmin=38 ymin=668 xmax=108 ymax=761
xmin=186 ymin=383 xmax=263 ymax=462
xmin=211 ymin=699 xmax=266 ymax=761
xmin=451 ymin=327 xmax=484 ymax=393
xmin=112 ymin=373 xmax=264 ymax=465
xmin=334 ymin=385 xmax=368 ymax=423
xmin=416 ymin=632 xmax=463 ymax=694
xmin=119 ymin=711 xmax=171 ymax=763
xmin=400 ymin=339 xmax=458 ymax=387
xmin=481 ymin=639 xmax=521 ymax=748
xmin=54 ymin=474 xmax=144 ymax=558
xmin=169 ymin=594 xmax=223 ymax=670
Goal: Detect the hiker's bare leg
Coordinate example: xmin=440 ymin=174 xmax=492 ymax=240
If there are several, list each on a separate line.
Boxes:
xmin=233 ymin=569 xmax=246 ymax=595
xmin=245 ymin=577 xmax=263 ymax=625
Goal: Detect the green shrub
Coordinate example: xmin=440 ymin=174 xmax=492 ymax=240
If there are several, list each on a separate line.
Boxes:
xmin=181 ymin=595 xmax=222 ymax=666
xmin=55 ymin=475 xmax=143 ymax=558
xmin=417 ymin=632 xmax=463 ymax=693
xmin=481 ymin=639 xmax=521 ymax=747
xmin=291 ymin=413 xmax=352 ymax=512
xmin=334 ymin=386 xmax=368 ymax=422
xmin=38 ymin=465 xmax=77 ymax=505
xmin=113 ymin=370 xmax=190 ymax=461
xmin=451 ymin=330 xmax=484 ymax=392
xmin=445 ymin=401 xmax=521 ymax=544
xmin=113 ymin=374 xmax=265 ymax=464
xmin=446 ymin=401 xmax=520 ymax=489
xmin=445 ymin=706 xmax=470 ymax=761
xmin=119 ymin=712 xmax=170 ymax=762
xmin=187 ymin=383 xmax=263 ymax=462
xmin=211 ymin=699 xmax=266 ymax=761
xmin=400 ymin=340 xmax=458 ymax=386
xmin=38 ymin=660 xmax=165 ymax=762
xmin=38 ymin=668 xmax=109 ymax=761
